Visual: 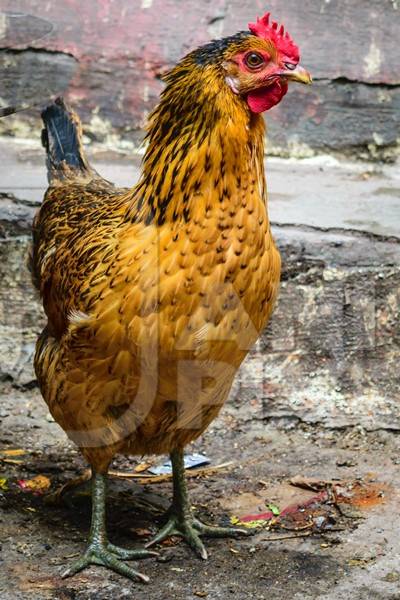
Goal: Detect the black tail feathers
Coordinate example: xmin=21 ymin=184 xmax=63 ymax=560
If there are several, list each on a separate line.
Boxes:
xmin=41 ymin=97 xmax=91 ymax=183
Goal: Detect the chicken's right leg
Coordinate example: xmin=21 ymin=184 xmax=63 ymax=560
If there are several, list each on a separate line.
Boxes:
xmin=62 ymin=471 xmax=156 ymax=582
xmin=146 ymin=448 xmax=250 ymax=559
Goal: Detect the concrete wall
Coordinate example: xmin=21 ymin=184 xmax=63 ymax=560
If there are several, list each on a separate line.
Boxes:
xmin=0 ymin=0 xmax=399 ymax=159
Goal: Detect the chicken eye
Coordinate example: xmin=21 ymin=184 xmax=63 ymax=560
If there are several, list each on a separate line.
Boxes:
xmin=284 ymin=62 xmax=297 ymax=71
xmin=245 ymin=52 xmax=265 ymax=69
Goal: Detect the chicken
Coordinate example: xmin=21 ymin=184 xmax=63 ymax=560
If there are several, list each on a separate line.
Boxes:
xmin=31 ymin=11 xmax=311 ymax=582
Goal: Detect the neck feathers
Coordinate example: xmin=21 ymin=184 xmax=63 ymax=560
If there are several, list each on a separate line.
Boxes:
xmin=131 ymin=55 xmax=266 ymax=226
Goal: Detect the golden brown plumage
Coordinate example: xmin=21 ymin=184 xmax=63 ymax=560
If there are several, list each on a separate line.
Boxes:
xmin=31 ymin=22 xmax=310 ymax=580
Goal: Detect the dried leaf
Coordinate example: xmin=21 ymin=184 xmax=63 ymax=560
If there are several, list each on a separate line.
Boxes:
xmin=18 ymin=475 xmax=51 ymax=494
xmin=161 ymin=537 xmax=179 ymax=547
xmin=289 ymin=476 xmax=340 ymax=491
xmin=0 ymin=477 xmax=8 ymax=491
xmin=348 ymin=558 xmax=371 ymax=568
xmin=230 ymin=515 xmax=268 ymax=529
xmin=134 ymin=462 xmax=153 ymax=473
xmin=130 ymin=528 xmax=152 ymax=538
xmin=0 ymin=449 xmax=26 ymax=457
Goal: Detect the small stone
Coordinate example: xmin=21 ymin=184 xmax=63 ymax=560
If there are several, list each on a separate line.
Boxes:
xmin=157 ymin=550 xmax=175 ymax=563
xmin=383 ymin=572 xmax=400 ymax=582
xmin=314 ymin=516 xmax=326 ymax=528
xmin=336 ymin=459 xmax=357 ymax=467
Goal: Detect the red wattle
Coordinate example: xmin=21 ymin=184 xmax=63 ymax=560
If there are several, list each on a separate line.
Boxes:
xmin=247 ymin=81 xmax=288 ymax=114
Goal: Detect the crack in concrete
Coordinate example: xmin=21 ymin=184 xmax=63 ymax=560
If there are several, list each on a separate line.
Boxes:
xmin=0 ymin=46 xmax=77 ymax=59
xmin=312 ymin=76 xmax=400 ymax=89
xmin=272 ymin=222 xmax=400 ymax=244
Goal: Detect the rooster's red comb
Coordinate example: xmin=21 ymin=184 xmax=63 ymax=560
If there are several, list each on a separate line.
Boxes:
xmin=248 ymin=12 xmax=300 ymax=63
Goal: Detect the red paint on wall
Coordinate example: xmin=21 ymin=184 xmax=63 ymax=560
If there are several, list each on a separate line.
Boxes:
xmin=1 ymin=0 xmax=398 ymax=153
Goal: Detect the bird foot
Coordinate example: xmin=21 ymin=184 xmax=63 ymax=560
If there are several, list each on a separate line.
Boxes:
xmin=61 ymin=541 xmax=157 ymax=582
xmin=146 ymin=513 xmax=251 ymax=560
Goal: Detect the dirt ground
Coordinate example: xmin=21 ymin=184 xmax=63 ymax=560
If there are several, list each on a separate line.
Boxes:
xmin=1 ymin=382 xmax=400 ymax=600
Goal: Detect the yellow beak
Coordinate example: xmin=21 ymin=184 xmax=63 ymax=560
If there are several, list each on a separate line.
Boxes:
xmin=283 ymin=65 xmax=313 ymax=85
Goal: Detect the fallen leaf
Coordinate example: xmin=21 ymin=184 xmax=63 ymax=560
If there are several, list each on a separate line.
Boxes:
xmin=348 ymin=558 xmax=373 ymax=568
xmin=383 ymin=572 xmax=400 ymax=583
xmin=130 ymin=528 xmax=152 ymax=538
xmin=267 ymin=503 xmax=281 ymax=516
xmin=0 ymin=449 xmax=26 ymax=457
xmin=230 ymin=515 xmax=269 ymax=529
xmin=134 ymin=462 xmax=153 ymax=473
xmin=0 ymin=477 xmax=8 ymax=491
xmin=290 ymin=476 xmax=339 ymax=491
xmin=18 ymin=475 xmax=51 ymax=494
xmin=161 ymin=537 xmax=179 ymax=547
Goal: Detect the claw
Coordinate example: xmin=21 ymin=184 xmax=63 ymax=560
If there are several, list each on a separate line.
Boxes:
xmin=187 ymin=530 xmax=208 ymax=560
xmin=147 ymin=513 xmax=249 ymax=559
xmin=61 ymin=543 xmax=151 ymax=583
xmin=157 ymin=450 xmax=253 ymax=561
xmin=107 ymin=543 xmax=158 ymax=560
xmin=194 ymin=520 xmax=254 ymax=538
xmin=59 ymin=472 xmax=154 ymax=582
xmin=145 ymin=520 xmax=176 ymax=549
xmin=61 ymin=555 xmax=91 ymax=579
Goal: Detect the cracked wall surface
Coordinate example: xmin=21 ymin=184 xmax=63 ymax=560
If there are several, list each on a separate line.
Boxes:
xmin=230 ymin=226 xmax=400 ymax=430
xmin=0 ymin=0 xmax=399 ymax=159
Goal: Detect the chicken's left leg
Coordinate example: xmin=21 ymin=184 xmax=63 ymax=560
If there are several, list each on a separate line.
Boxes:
xmin=62 ymin=471 xmax=156 ymax=582
xmin=146 ymin=448 xmax=250 ymax=559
